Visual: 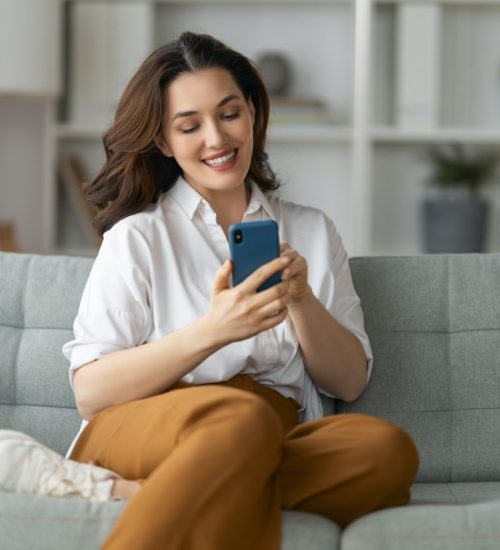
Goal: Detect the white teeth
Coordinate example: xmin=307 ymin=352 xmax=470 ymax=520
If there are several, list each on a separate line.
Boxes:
xmin=204 ymin=150 xmax=236 ymax=166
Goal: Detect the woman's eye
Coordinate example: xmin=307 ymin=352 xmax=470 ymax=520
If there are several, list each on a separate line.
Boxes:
xmin=223 ymin=112 xmax=240 ymax=120
xmin=180 ymin=126 xmax=197 ymax=134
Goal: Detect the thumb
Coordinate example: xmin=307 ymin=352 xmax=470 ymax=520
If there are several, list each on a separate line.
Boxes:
xmin=212 ymin=260 xmax=232 ymax=294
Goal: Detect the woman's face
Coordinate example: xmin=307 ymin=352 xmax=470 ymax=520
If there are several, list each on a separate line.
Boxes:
xmin=159 ymin=68 xmax=256 ymax=198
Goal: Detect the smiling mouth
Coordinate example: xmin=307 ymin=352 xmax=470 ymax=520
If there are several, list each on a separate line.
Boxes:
xmin=202 ymin=149 xmax=238 ymax=167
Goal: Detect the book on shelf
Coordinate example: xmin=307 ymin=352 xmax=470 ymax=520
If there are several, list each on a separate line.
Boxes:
xmin=57 ymin=154 xmax=102 ymax=247
xmin=269 ymin=96 xmax=333 ymax=125
xmin=0 ymin=221 xmax=20 ymax=252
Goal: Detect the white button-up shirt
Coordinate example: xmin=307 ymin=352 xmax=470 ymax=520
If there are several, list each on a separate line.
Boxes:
xmin=63 ymin=177 xmax=373 ymax=454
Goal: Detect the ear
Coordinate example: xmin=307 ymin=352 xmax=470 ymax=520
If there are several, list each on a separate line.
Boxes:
xmin=247 ymin=98 xmax=256 ymax=126
xmin=154 ymin=136 xmax=173 ymax=158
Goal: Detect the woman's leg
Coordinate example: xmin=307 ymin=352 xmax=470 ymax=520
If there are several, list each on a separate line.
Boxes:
xmin=70 ymin=383 xmax=283 ymax=550
xmin=278 ymin=414 xmax=419 ymax=528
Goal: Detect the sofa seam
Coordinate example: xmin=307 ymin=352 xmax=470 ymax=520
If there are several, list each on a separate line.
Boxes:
xmin=346 ymin=535 xmax=500 ymax=542
xmin=0 ymin=515 xmax=121 ymax=522
xmin=344 ymin=406 xmax=500 ymax=413
xmin=366 ymin=328 xmax=500 ymax=334
xmin=22 ymin=256 xmax=31 ymax=339
xmin=12 ymin=256 xmax=31 ymax=412
xmin=447 ymin=255 xmax=453 ymax=484
xmin=0 ymin=402 xmax=77 ymax=411
xmin=0 ymin=323 xmax=73 ymax=331
xmin=4 ymin=325 xmax=499 ymax=334
xmin=445 ymin=482 xmax=459 ymax=504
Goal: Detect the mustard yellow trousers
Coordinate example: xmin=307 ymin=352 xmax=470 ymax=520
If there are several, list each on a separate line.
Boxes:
xmin=70 ymin=375 xmax=419 ymax=550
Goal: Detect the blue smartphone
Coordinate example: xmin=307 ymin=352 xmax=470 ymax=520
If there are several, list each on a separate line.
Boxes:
xmin=229 ymin=220 xmax=281 ymax=292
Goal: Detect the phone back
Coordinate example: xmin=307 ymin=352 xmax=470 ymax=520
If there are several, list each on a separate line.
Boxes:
xmin=229 ymin=220 xmax=281 ymax=292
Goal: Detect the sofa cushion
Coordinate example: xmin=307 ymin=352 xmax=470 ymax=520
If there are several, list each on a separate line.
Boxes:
xmin=0 ymin=493 xmax=340 ymax=550
xmin=342 ymin=254 xmax=500 ymax=483
xmin=0 ymin=492 xmax=125 ymax=550
xmin=412 ymin=481 xmax=500 ymax=505
xmin=342 ymin=496 xmax=500 ymax=550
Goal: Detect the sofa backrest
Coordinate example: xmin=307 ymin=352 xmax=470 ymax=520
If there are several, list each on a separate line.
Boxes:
xmin=0 ymin=252 xmax=93 ymax=456
xmin=2 ymin=252 xmax=500 ymax=482
xmin=343 ymin=254 xmax=500 ymax=483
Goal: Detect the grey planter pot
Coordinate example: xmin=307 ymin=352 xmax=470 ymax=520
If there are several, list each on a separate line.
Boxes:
xmin=421 ymin=197 xmax=489 ymax=253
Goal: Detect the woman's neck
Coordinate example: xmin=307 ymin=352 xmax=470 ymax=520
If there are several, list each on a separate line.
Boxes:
xmin=197 ymin=183 xmax=251 ymax=237
xmin=216 ymin=186 xmax=251 ymax=237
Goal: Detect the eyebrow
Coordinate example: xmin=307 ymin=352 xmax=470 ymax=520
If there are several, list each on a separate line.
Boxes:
xmin=171 ymin=94 xmax=241 ymax=121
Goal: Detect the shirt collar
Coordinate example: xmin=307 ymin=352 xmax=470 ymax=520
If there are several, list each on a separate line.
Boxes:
xmin=168 ymin=176 xmax=277 ymax=221
xmin=246 ymin=181 xmax=277 ymax=220
xmin=168 ymin=176 xmax=204 ymax=220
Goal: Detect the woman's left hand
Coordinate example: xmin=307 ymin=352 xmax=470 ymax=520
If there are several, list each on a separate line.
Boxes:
xmin=280 ymin=243 xmax=310 ymax=306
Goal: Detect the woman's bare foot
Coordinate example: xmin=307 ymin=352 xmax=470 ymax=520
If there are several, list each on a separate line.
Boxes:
xmin=111 ymin=479 xmax=142 ymax=500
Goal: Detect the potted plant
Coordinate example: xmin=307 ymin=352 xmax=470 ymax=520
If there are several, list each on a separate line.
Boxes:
xmin=421 ymin=143 xmax=500 ymax=253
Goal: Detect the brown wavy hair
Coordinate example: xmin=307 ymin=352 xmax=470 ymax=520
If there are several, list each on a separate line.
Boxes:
xmin=87 ymin=31 xmax=280 ymax=236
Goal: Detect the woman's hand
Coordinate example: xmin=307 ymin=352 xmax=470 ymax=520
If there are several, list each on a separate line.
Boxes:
xmin=280 ymin=243 xmax=310 ymax=306
xmin=205 ymin=256 xmax=291 ymax=346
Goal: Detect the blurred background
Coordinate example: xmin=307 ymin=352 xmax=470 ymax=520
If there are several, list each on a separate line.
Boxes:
xmin=2 ymin=0 xmax=500 ymax=258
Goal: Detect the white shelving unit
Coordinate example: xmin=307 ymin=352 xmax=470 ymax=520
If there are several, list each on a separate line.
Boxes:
xmin=369 ymin=0 xmax=500 ymax=255
xmin=47 ymin=0 xmax=500 ymax=257
xmin=0 ymin=0 xmax=61 ymax=254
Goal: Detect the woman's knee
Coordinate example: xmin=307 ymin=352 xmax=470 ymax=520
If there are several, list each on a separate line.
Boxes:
xmin=222 ymin=389 xmax=283 ymax=442
xmin=360 ymin=416 xmax=419 ymax=492
xmin=185 ymin=386 xmax=283 ymax=452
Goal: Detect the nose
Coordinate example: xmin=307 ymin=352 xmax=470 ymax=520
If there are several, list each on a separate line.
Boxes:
xmin=204 ymin=119 xmax=227 ymax=149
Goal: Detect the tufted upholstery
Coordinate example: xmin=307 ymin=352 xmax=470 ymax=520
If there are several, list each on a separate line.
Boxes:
xmin=3 ymin=251 xmax=500 ymax=484
xmin=343 ymin=254 xmax=500 ymax=483
xmin=0 ymin=253 xmax=92 ymax=455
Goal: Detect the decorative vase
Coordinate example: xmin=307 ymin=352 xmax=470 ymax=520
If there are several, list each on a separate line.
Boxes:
xmin=421 ymin=196 xmax=489 ymax=253
xmin=255 ymin=52 xmax=292 ymax=96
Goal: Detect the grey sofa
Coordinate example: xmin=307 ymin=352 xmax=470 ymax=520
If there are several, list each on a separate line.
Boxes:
xmin=1 ymin=251 xmax=500 ymax=550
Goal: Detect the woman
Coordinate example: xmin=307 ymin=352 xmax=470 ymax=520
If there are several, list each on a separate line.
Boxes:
xmin=2 ymin=32 xmax=419 ymax=550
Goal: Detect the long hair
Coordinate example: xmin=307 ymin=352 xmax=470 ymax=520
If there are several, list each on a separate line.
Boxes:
xmin=87 ymin=31 xmax=280 ymax=236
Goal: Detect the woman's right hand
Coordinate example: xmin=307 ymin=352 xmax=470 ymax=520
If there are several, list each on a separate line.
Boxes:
xmin=205 ymin=256 xmax=291 ymax=346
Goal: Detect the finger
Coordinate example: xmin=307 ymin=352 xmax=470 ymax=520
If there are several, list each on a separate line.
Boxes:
xmin=212 ymin=260 xmax=232 ymax=294
xmin=259 ymin=306 xmax=289 ymax=331
xmin=280 ymin=248 xmax=298 ymax=261
xmin=282 ymin=256 xmax=307 ymax=279
xmin=239 ymin=256 xmax=290 ymax=293
xmin=258 ymin=293 xmax=290 ymax=318
xmin=250 ymin=280 xmax=289 ymax=309
xmin=281 ymin=257 xmax=300 ymax=280
xmin=280 ymin=242 xmax=292 ymax=252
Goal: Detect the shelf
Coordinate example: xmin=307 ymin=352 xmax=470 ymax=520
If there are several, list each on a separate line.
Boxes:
xmin=153 ymin=0 xmax=351 ymax=4
xmin=376 ymin=0 xmax=500 ymax=4
xmin=372 ymin=126 xmax=500 ymax=144
xmin=56 ymin=122 xmax=352 ymax=144
xmin=57 ymin=123 xmax=500 ymax=145
xmin=268 ymin=124 xmax=351 ymax=143
xmin=153 ymin=0 xmax=500 ymax=4
xmin=55 ymin=123 xmax=106 ymax=139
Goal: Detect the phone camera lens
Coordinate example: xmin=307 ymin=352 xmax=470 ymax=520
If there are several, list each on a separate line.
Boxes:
xmin=235 ymin=230 xmax=243 ymax=243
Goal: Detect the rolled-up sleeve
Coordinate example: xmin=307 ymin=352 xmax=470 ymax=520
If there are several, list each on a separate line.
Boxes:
xmin=317 ymin=216 xmax=373 ymax=397
xmin=62 ymin=222 xmax=153 ymax=387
